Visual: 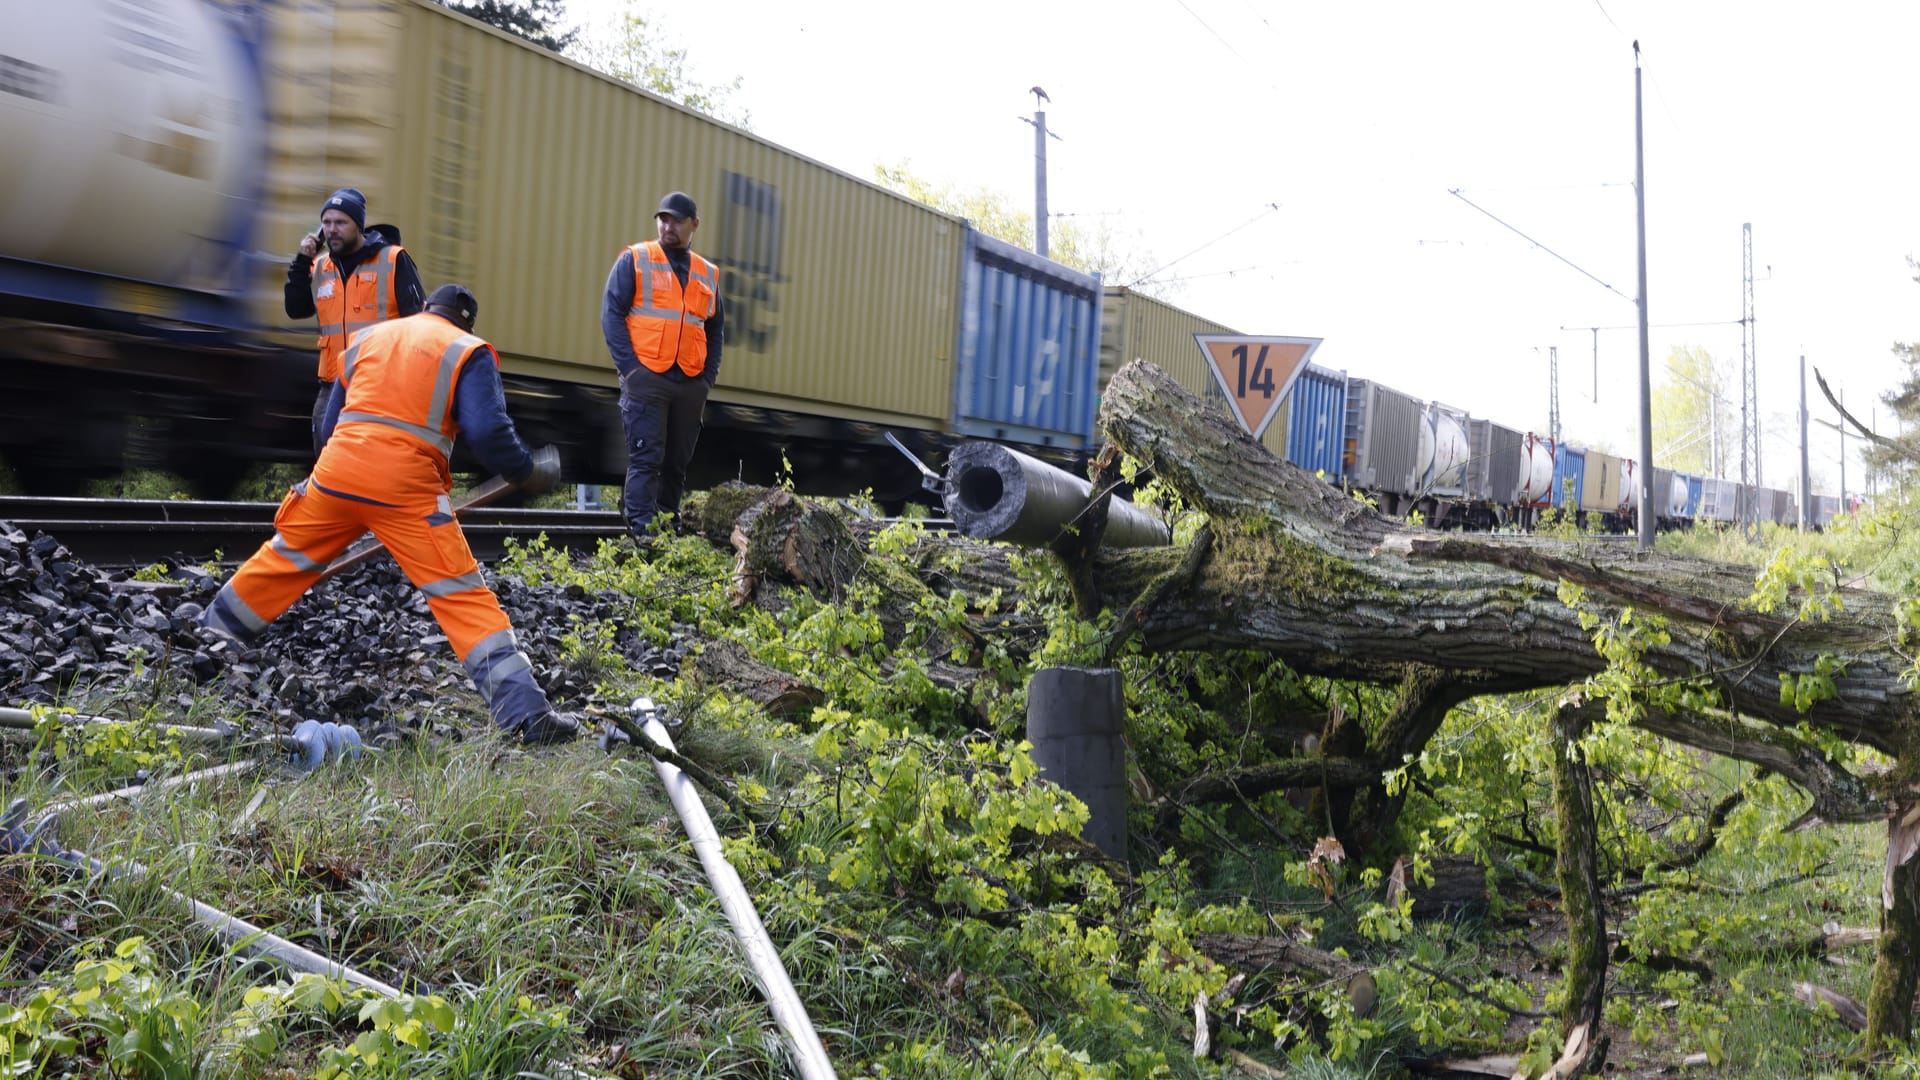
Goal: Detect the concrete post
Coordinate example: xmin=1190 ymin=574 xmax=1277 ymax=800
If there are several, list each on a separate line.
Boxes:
xmin=1027 ymin=666 xmax=1127 ymax=861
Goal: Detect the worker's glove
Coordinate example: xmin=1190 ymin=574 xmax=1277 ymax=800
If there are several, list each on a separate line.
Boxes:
xmin=521 ymin=445 xmax=562 ymax=494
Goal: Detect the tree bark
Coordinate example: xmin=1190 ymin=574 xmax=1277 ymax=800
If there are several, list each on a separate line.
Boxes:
xmin=1193 ymin=932 xmax=1378 ymax=1017
xmin=1866 ymin=801 xmax=1920 ymax=1050
xmin=683 ymin=361 xmax=1920 ymax=1048
xmin=1095 ymin=358 xmax=1920 ymax=1045
xmin=689 ymin=637 xmax=826 ymax=719
xmin=1094 ymin=359 xmax=1917 ymax=756
xmin=1552 ymin=700 xmax=1608 ymax=1044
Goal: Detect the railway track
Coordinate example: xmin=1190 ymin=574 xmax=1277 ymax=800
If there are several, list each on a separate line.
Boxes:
xmin=0 ymin=496 xmax=629 ymax=567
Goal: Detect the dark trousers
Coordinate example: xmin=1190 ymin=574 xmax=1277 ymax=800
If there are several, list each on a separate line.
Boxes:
xmin=311 ymin=380 xmax=336 ymax=458
xmin=621 ymin=367 xmax=709 ymax=537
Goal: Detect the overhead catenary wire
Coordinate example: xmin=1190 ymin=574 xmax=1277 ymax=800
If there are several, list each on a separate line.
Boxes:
xmin=1448 ymin=189 xmax=1633 ymax=303
xmin=1127 ymin=203 xmax=1280 ymax=287
xmin=1170 ymin=0 xmax=1247 ymax=62
xmin=1150 ymin=265 xmax=1262 ymax=286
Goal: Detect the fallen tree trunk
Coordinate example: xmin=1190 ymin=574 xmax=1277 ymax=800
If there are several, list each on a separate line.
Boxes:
xmin=680 ymin=362 xmax=1920 ymax=1047
xmin=1086 ymin=359 xmax=1920 ymax=1046
xmin=1093 ymin=360 xmax=1915 ymax=756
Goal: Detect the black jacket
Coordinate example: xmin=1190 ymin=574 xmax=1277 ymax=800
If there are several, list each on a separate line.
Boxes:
xmin=285 ymin=225 xmax=425 ymax=324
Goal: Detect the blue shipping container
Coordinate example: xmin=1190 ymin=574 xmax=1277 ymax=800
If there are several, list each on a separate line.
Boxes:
xmin=1553 ymin=446 xmax=1587 ymax=510
xmin=1285 ymin=364 xmax=1347 ymax=480
xmin=952 ymin=229 xmax=1103 ymax=448
xmin=1683 ymin=474 xmax=1703 ymax=519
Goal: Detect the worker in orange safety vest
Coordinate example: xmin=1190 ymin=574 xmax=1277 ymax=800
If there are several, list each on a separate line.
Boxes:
xmin=202 ymin=284 xmax=577 ymax=744
xmin=285 ymin=187 xmax=426 ymax=456
xmin=600 ymin=190 xmax=726 ymax=540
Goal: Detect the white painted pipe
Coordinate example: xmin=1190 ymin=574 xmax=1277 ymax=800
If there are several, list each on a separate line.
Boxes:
xmin=38 ymin=759 xmax=263 ymax=821
xmin=639 ymin=701 xmax=838 ymax=1080
xmin=55 ymin=844 xmax=403 ymax=997
xmin=0 ymin=706 xmax=233 ymax=744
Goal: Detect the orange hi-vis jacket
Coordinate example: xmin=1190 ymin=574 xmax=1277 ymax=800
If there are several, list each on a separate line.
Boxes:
xmin=314 ymin=313 xmax=488 ymax=498
xmin=624 ymin=241 xmax=718 ymax=378
xmin=311 ymin=245 xmax=404 ymax=382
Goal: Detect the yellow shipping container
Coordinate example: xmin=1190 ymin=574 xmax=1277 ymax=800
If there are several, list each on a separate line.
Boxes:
xmin=1099 ymin=286 xmax=1298 ymax=457
xmin=259 ymin=0 xmax=961 ymax=431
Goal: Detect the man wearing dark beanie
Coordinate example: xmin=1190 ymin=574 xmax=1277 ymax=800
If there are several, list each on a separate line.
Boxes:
xmin=285 ymin=187 xmax=426 ymax=456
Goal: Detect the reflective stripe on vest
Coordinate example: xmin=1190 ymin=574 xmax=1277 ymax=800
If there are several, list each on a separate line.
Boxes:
xmin=624 ymin=241 xmax=716 ymax=377
xmin=335 ymin=316 xmax=485 ymax=461
xmin=312 ymin=245 xmax=401 ymax=381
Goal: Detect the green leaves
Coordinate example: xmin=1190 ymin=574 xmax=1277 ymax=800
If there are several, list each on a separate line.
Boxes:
xmin=1779 ymin=654 xmax=1848 ymax=714
xmin=0 ymin=938 xmax=204 ymax=1080
xmin=1746 ymin=544 xmax=1845 ymax=621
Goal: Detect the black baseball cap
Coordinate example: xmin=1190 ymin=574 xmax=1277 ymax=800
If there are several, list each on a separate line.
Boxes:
xmin=656 ymin=192 xmax=698 ymax=220
xmin=425 ymin=283 xmax=479 ymax=332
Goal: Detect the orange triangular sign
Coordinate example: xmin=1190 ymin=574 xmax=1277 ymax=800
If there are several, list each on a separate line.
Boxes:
xmin=1194 ymin=334 xmax=1323 ymax=438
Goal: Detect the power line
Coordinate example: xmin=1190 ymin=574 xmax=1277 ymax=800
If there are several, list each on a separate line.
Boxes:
xmin=1153 ymin=264 xmax=1263 ymax=286
xmin=1591 ymin=0 xmax=1627 ymax=39
xmin=1573 ymin=319 xmax=1742 ymax=331
xmin=1127 ymin=203 xmax=1280 ymax=287
xmin=1171 ymin=0 xmax=1250 ymax=64
xmin=1448 ymin=188 xmax=1633 ymax=303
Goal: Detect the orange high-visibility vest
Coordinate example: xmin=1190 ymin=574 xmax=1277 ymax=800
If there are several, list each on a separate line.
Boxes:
xmin=324 ymin=313 xmax=487 ymax=489
xmin=311 ymin=245 xmax=403 ymax=382
xmin=624 ymin=241 xmax=718 ymax=378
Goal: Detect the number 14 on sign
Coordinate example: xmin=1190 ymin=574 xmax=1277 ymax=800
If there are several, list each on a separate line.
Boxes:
xmin=1193 ymin=334 xmax=1323 ymax=440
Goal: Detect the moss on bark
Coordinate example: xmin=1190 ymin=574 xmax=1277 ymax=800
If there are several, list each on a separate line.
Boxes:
xmin=1552 ymin=702 xmax=1608 ymax=1039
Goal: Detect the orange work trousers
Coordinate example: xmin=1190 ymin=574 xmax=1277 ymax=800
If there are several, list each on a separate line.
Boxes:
xmin=203 ymin=480 xmax=549 ymax=729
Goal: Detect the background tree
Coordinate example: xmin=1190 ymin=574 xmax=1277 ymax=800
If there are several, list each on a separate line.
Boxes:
xmin=1651 ymin=344 xmax=1734 ymax=477
xmin=438 ymin=0 xmax=576 ymax=53
xmin=567 ymin=8 xmax=751 ymax=127
xmin=873 ymin=161 xmax=1170 ymax=297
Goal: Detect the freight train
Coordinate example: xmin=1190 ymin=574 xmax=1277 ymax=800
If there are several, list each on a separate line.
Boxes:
xmin=2 ymin=0 xmax=1104 ymax=499
xmin=1 ymin=0 xmax=1844 ymax=530
xmin=1101 ymin=284 xmax=1842 ymax=531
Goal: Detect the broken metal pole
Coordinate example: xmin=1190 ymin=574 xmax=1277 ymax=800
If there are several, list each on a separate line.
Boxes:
xmin=942 ymin=442 xmax=1170 ymax=549
xmin=1027 ymin=666 xmax=1129 ymax=861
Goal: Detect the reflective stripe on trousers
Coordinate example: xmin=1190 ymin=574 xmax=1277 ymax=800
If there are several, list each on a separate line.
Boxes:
xmin=201 ymin=479 xmax=547 ymax=730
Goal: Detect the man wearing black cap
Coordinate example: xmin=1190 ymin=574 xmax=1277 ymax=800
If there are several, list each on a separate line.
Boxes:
xmin=286 ymin=187 xmax=426 ymax=456
xmin=600 ymin=191 xmax=726 ymax=541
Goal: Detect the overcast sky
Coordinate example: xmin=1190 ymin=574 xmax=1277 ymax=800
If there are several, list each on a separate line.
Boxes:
xmin=570 ymin=0 xmax=1918 ymax=495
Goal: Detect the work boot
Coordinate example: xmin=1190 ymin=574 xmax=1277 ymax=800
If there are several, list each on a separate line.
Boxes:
xmin=519 ymin=711 xmax=582 ymax=746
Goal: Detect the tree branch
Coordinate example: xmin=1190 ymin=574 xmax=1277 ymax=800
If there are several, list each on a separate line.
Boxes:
xmin=1815 ymin=367 xmax=1908 ymax=458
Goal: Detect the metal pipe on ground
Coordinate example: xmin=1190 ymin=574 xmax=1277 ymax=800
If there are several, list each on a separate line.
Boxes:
xmin=631 ymin=697 xmax=839 ymax=1080
xmin=942 ymin=442 xmax=1170 ymax=549
xmin=0 ymin=707 xmax=234 ymax=745
xmin=0 ymin=730 xmax=610 ymax=1078
xmin=0 ymin=708 xmax=365 ymax=770
xmin=36 ymin=759 xmax=265 ymax=823
xmin=1 ymin=794 xmax=402 ymax=997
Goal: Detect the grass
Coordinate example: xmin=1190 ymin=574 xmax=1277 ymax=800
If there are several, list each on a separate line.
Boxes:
xmin=10 ymin=734 xmax=797 ymax=1076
